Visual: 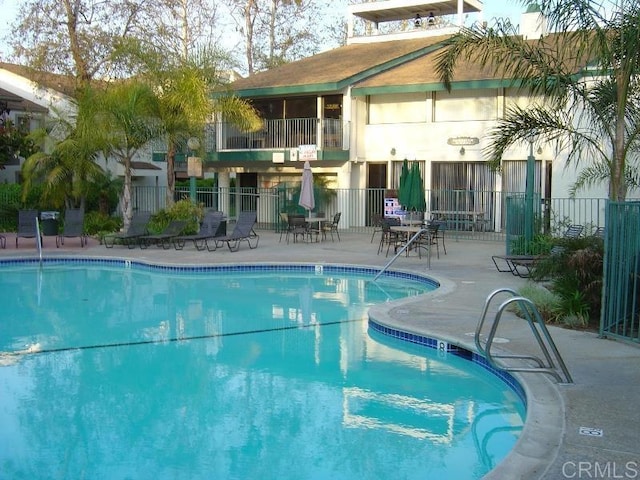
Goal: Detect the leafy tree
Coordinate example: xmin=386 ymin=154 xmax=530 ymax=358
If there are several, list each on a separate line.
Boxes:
xmin=436 ymin=0 xmax=640 ymax=201
xmin=10 ymin=0 xmax=146 ymax=86
xmin=224 ymin=0 xmax=328 ymax=74
xmin=134 ymin=0 xmax=225 ymax=60
xmin=0 ymin=117 xmax=39 ymax=167
xmin=8 ymin=0 xmax=228 ymax=85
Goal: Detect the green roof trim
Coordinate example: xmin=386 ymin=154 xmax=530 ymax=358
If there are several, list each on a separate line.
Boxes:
xmin=235 ymin=83 xmax=345 ymax=98
xmin=352 ymin=79 xmax=522 ymax=96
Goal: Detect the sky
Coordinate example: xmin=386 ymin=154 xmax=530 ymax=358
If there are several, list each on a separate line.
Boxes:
xmin=0 ymin=0 xmax=526 ymax=60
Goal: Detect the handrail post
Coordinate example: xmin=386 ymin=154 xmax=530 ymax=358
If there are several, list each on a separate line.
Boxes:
xmin=35 ymin=218 xmax=43 ymax=265
xmin=373 ymin=228 xmax=430 ymax=282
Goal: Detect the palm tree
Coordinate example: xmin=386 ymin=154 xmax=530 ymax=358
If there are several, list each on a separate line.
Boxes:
xmin=93 ymin=81 xmax=161 ymax=230
xmin=435 ymin=0 xmax=640 ymax=201
xmin=21 ymin=90 xmax=107 ymax=210
xmin=132 ymin=46 xmax=262 ymax=207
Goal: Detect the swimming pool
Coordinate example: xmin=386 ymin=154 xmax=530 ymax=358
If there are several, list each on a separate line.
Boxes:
xmin=0 ymin=259 xmax=524 ymax=480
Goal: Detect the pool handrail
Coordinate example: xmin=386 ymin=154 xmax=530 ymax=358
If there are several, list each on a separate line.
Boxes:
xmin=476 ymin=288 xmax=573 ymax=384
xmin=373 ymin=227 xmax=430 ymax=282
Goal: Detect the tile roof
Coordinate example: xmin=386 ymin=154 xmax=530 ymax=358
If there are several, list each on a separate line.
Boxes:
xmin=0 ymin=62 xmax=77 ymax=98
xmin=232 ymin=32 xmax=593 ymax=95
xmin=231 ymin=36 xmax=451 ymax=91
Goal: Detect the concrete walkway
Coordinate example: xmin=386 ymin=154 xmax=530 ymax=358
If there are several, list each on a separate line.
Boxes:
xmin=1 ymin=229 xmax=638 ymax=479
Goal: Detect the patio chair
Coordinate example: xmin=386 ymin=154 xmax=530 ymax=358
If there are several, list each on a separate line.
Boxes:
xmin=377 ymin=217 xmax=401 ymax=256
xmin=288 ymin=214 xmax=310 ymax=243
xmin=56 ymin=208 xmax=87 ymax=247
xmin=278 ymin=212 xmax=291 ymax=243
xmin=427 ymin=220 xmax=447 ymax=256
xmin=321 ymin=212 xmax=341 ymax=241
xmin=563 ymin=224 xmax=584 ymax=238
xmin=213 ymin=211 xmax=260 ymax=252
xmin=103 ymin=211 xmax=152 ymax=248
xmin=139 ymin=219 xmax=188 ymax=249
xmin=491 ymin=254 xmax=541 ymax=278
xmin=173 ymin=211 xmax=225 ymax=251
xmin=16 ymin=209 xmax=41 ymax=247
xmin=593 ymin=226 xmax=605 ymax=239
xmin=370 ymin=213 xmax=384 ymax=243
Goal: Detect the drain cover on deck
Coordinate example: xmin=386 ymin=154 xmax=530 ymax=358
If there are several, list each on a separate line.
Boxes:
xmin=579 ymin=426 xmax=603 ymax=437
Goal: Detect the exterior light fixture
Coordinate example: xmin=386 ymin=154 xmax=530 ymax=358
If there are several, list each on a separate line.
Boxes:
xmin=459 ymin=147 xmax=465 ymax=155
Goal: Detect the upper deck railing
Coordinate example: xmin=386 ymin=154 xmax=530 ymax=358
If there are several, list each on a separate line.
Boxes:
xmin=218 ymin=117 xmax=344 ymax=151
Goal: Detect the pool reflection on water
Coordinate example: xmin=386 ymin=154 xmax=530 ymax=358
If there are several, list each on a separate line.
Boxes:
xmin=0 ymin=262 xmax=524 ymax=480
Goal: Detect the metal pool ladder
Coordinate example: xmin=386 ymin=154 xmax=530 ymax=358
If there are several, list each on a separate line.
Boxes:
xmin=475 ymin=288 xmax=573 ymax=384
xmin=372 ymin=228 xmax=430 ymax=282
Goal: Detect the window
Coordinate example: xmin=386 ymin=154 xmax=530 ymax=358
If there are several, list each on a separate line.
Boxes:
xmin=368 ymin=93 xmax=427 ymax=124
xmin=434 ymin=89 xmax=497 ymax=122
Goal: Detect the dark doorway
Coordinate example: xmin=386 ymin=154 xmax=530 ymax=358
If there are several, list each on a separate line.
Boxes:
xmin=367 ymin=164 xmax=387 ymax=225
xmin=238 ymin=172 xmax=258 ymax=212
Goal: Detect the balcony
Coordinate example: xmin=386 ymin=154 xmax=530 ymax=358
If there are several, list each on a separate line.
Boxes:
xmin=219 ymin=117 xmax=344 ymax=151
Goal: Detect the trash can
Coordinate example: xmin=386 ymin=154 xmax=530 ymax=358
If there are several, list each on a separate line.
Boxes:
xmin=40 ymin=211 xmax=60 ymax=236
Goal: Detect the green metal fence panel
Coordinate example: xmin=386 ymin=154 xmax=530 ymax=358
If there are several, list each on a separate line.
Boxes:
xmin=601 ymin=201 xmax=640 ymax=343
xmin=505 ymin=193 xmax=542 ymax=255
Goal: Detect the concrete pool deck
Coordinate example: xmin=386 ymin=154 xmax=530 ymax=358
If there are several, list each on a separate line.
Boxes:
xmin=2 ymin=229 xmax=639 ymax=479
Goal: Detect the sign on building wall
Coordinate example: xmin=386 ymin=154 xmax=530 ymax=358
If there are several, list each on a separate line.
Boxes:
xmin=299 ymin=144 xmax=317 ymax=161
xmin=187 ymin=157 xmax=203 ymax=177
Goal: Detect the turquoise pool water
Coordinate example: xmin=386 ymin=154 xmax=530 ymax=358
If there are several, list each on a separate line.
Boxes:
xmin=0 ymin=260 xmax=524 ymax=480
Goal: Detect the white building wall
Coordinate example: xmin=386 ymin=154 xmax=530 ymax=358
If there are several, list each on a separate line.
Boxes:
xmin=0 ymin=66 xmax=167 ymax=188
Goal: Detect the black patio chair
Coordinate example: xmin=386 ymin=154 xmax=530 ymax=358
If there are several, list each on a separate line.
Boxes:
xmin=16 ymin=209 xmax=41 ymax=247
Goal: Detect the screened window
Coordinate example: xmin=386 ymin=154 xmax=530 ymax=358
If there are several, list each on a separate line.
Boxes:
xmin=368 ymin=93 xmax=427 ymax=124
xmin=501 ymin=160 xmax=542 ymax=194
xmin=434 ymin=89 xmax=497 ymax=122
xmin=430 ymin=162 xmax=497 ymax=218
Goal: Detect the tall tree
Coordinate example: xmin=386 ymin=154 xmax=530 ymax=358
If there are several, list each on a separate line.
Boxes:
xmin=125 ymin=42 xmax=262 ymax=207
xmin=8 ymin=0 xmax=228 ymax=85
xmin=132 ymin=0 xmax=226 ymax=61
xmin=9 ymin=0 xmax=147 ymax=86
xmin=436 ymin=0 xmax=640 ymax=201
xmin=224 ymin=0 xmax=328 ymax=74
xmin=93 ymin=82 xmax=161 ymax=230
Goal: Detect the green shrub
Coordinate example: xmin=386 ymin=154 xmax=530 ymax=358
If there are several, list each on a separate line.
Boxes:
xmin=529 ymin=236 xmax=603 ymax=329
xmin=84 ymin=211 xmax=122 ymax=236
xmin=510 ymin=233 xmax=554 ymax=255
xmin=148 ymin=200 xmax=204 ymax=234
xmin=511 ymin=283 xmax=561 ymax=323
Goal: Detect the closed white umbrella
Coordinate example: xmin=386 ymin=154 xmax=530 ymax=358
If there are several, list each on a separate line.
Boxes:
xmin=298 ymin=160 xmax=315 ymax=218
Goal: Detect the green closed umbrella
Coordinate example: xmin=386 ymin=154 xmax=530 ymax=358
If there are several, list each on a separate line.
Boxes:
xmin=398 ymin=159 xmax=411 ymax=210
xmin=407 ymin=162 xmax=426 ymax=213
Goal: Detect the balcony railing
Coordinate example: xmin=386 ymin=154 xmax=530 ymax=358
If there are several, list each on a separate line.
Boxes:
xmin=153 ymin=118 xmax=344 ymax=156
xmin=219 ymin=117 xmax=344 ymax=150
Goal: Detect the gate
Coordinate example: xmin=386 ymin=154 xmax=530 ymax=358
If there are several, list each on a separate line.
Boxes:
xmin=601 ymin=201 xmax=640 ymax=343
